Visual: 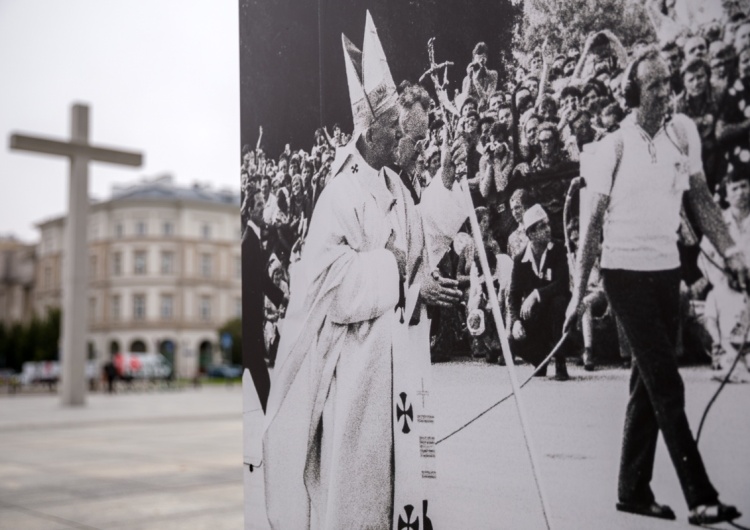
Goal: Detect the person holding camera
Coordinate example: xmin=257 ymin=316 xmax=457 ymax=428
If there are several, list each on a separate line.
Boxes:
xmin=479 ymin=122 xmax=514 ymax=198
xmin=461 ymin=42 xmax=498 ymax=113
xmin=478 ymin=121 xmax=516 ymax=249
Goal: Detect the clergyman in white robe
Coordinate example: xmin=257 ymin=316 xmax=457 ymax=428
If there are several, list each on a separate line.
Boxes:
xmin=263 ymin=137 xmax=467 ymax=529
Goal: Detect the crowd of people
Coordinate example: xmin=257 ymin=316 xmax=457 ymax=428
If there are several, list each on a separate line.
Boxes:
xmin=246 ymin=5 xmax=750 ymax=527
xmin=241 ymin=1 xmax=750 ymax=382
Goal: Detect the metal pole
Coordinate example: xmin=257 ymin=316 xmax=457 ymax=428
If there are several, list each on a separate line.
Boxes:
xmin=460 ymin=176 xmax=554 ymax=529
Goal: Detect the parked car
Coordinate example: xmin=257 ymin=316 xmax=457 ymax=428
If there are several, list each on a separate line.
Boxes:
xmin=0 ymin=369 xmax=19 ymax=391
xmin=206 ymin=364 xmax=242 ymax=379
xmin=19 ymin=360 xmax=97 ymax=388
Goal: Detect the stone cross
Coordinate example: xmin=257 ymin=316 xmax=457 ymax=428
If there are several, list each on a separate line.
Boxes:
xmin=9 ymin=103 xmax=143 ymax=406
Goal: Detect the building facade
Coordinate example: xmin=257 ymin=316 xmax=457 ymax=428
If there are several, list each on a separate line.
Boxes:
xmin=35 ymin=175 xmax=242 ymax=378
xmin=0 ymin=236 xmax=37 ymax=326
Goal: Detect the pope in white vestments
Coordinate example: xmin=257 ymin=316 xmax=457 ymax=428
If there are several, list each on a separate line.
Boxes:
xmin=262 ymin=11 xmax=467 ymax=530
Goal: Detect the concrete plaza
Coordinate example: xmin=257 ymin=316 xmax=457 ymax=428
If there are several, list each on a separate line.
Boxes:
xmin=1 ymin=362 xmax=748 ymax=529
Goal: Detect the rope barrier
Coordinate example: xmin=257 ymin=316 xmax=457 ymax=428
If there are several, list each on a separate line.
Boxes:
xmin=434 ymin=237 xmax=748 ymax=528
xmin=436 ymin=331 xmax=573 ymax=445
xmin=696 ymin=317 xmax=749 ymax=444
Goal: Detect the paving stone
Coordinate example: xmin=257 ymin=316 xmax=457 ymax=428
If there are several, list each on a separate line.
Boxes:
xmin=1 ymin=368 xmax=748 ymax=529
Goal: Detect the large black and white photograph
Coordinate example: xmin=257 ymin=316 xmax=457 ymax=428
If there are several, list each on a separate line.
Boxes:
xmin=240 ymin=0 xmax=750 ymax=528
xmin=1 ymin=0 xmax=750 ymax=529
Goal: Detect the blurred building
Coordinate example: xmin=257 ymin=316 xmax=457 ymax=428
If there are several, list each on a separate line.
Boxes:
xmin=35 ymin=175 xmax=242 ymax=377
xmin=0 ymin=236 xmax=37 ymax=326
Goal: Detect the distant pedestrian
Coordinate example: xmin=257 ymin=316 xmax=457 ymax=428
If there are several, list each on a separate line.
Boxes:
xmin=103 ymin=360 xmax=117 ymax=394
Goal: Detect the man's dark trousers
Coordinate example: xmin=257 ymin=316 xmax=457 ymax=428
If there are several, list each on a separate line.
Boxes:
xmin=602 ymin=268 xmax=718 ymax=509
xmin=241 ymin=225 xmax=284 ymax=413
xmin=508 ymin=294 xmax=568 ymax=367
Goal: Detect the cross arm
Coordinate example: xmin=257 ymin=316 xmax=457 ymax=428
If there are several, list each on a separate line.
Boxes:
xmin=10 ymin=134 xmax=143 ymax=167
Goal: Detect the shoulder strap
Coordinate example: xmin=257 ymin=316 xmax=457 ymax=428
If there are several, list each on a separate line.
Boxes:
xmin=667 ymin=116 xmax=699 ymax=244
xmin=666 ymin=115 xmax=689 ymax=157
xmin=609 ymin=130 xmax=624 ymax=195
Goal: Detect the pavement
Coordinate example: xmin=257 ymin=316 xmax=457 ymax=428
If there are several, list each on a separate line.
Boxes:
xmin=1 ymin=362 xmax=748 ymax=530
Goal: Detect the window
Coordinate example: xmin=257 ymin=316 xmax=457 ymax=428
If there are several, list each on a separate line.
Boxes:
xmin=201 ymin=223 xmax=212 ymax=240
xmin=44 ymin=266 xmax=51 ymax=289
xmin=89 ymin=297 xmax=97 ymax=322
xmin=199 ymin=295 xmax=211 ymax=321
xmin=43 ymin=231 xmax=54 ymax=253
xmin=160 ymin=294 xmax=174 ymax=320
xmin=160 ymin=251 xmax=174 ymax=275
xmin=111 ymin=295 xmax=121 ymax=321
xmin=135 ymin=220 xmax=147 ymax=236
xmin=114 ymin=222 xmax=124 ymax=238
xmin=112 ymin=252 xmax=122 ymax=276
xmin=163 ymin=221 xmax=174 ymax=237
xmin=134 ymin=251 xmax=147 ymax=275
xmin=133 ymin=294 xmax=146 ymax=321
xmin=89 ymin=255 xmax=98 ymax=280
xmin=200 ymin=253 xmax=212 ymax=278
xmin=234 ymin=255 xmax=242 ymax=280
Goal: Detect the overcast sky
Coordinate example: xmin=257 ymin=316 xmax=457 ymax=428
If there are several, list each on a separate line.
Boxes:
xmin=0 ymin=0 xmax=239 ymax=242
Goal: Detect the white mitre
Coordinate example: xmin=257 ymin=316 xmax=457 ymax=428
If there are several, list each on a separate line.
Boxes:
xmin=341 ymin=10 xmax=398 ymax=134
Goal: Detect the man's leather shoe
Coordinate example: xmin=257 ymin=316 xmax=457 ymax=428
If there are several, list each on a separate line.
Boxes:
xmin=554 ymin=358 xmax=569 ymax=381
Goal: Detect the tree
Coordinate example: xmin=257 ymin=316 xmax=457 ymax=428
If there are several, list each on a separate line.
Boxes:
xmin=37 ymin=307 xmax=61 ymax=362
xmin=520 ymin=0 xmax=655 ymax=53
xmin=218 ymin=318 xmax=243 ymax=366
xmin=4 ymin=323 xmax=24 ymax=373
xmin=0 ymin=308 xmax=61 ymax=372
xmin=0 ymin=322 xmax=7 ymax=369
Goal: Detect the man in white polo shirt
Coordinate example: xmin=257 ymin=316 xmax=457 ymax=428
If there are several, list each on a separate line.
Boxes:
xmin=565 ymin=47 xmax=746 ymax=526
